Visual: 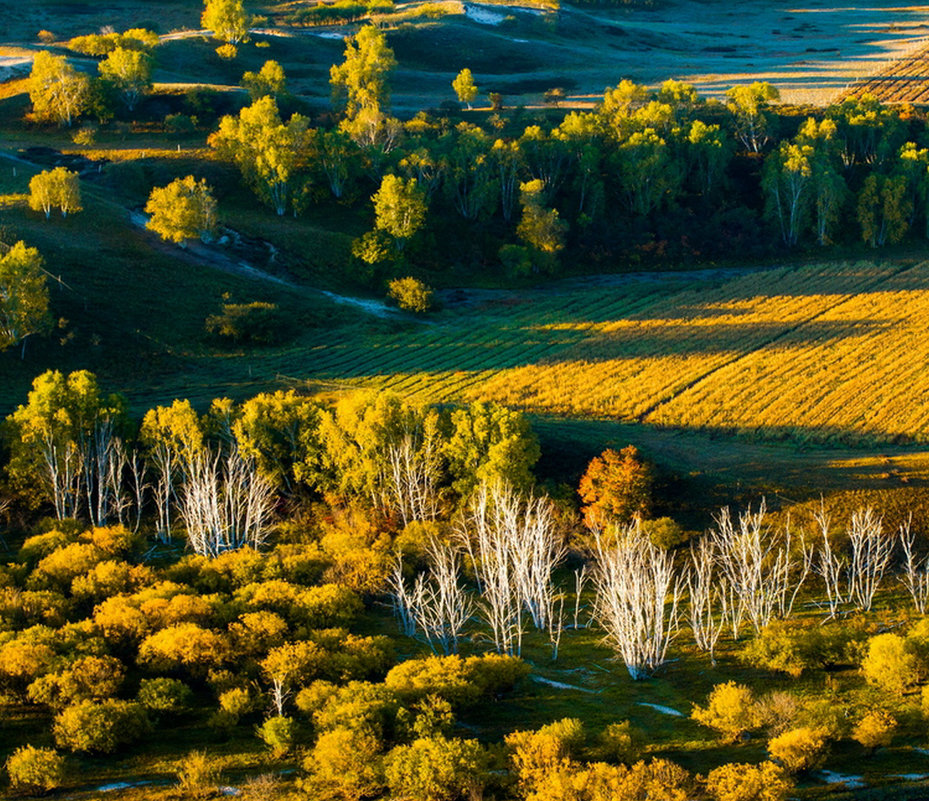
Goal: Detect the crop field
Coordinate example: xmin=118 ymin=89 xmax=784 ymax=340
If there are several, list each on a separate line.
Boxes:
xmin=841 ymin=40 xmax=929 ymax=104
xmin=290 ymin=260 xmax=929 ymax=448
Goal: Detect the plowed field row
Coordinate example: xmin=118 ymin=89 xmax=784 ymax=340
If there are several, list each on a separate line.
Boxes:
xmin=294 ymin=261 xmax=929 ymax=445
xmin=840 ymin=40 xmax=929 ymax=103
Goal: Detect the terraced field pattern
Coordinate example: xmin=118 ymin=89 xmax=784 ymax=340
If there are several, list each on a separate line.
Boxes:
xmin=296 ymin=260 xmax=929 ymax=446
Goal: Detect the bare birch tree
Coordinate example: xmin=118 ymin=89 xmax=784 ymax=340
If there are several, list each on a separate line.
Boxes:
xmin=591 ymin=525 xmax=681 ymax=680
xmin=710 ymin=502 xmax=812 ymax=637
xmin=812 ymin=504 xmax=845 ymax=620
xmin=178 ymin=449 xmax=276 ymax=557
xmin=900 ymin=516 xmax=929 ymax=614
xmin=461 ymin=483 xmax=523 ymax=656
xmin=408 ymin=540 xmax=473 ymax=654
xmin=458 ymin=482 xmax=566 ymax=655
xmin=846 ymin=507 xmax=893 ymax=612
xmin=686 ymin=536 xmax=725 ymax=663
xmin=386 ymin=424 xmax=443 ymax=526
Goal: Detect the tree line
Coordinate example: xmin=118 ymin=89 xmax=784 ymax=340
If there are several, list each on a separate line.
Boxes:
xmin=25 ymin=20 xmax=929 ymax=283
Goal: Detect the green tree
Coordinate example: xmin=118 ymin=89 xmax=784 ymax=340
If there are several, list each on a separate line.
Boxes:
xmin=516 ymin=179 xmax=566 ymax=259
xmin=232 ymin=390 xmax=322 ymax=492
xmin=330 ymin=25 xmax=397 ymax=119
xmin=686 ymin=119 xmax=731 ymax=196
xmin=98 ymin=47 xmax=152 ymax=111
xmin=209 ymin=96 xmax=313 ymax=216
xmin=372 ymin=174 xmax=427 ymax=251
xmin=762 ymin=141 xmax=813 ymax=247
xmin=202 ymin=0 xmax=255 ymax=44
xmin=28 ymin=167 xmax=82 ymax=220
xmin=443 ymin=124 xmax=496 ymax=221
xmin=28 ymin=51 xmax=90 ymax=127
xmin=444 ymin=402 xmax=540 ymax=497
xmin=242 ymin=60 xmax=286 ymax=101
xmin=616 ymin=128 xmax=681 ymax=215
xmin=725 ymin=81 xmax=779 ymax=152
xmin=144 ymin=176 xmax=218 ymax=244
xmin=897 ymin=141 xmax=929 ymax=237
xmin=828 ymin=94 xmax=904 ymax=168
xmin=0 ymin=241 xmax=51 ymax=356
xmin=857 ymin=173 xmax=911 ymax=247
xmin=452 ymin=68 xmax=478 ymax=110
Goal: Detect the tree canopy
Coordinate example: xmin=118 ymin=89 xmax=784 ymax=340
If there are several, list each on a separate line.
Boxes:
xmin=0 ymin=242 xmax=51 ymax=356
xmin=144 ymin=176 xmax=218 ymax=244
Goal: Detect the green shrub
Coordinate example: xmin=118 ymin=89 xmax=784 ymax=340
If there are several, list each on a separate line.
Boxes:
xmin=205 ymin=302 xmax=284 ymax=345
xmin=165 ymin=113 xmax=197 ymax=136
xmin=387 ymin=277 xmax=436 ymax=313
xmin=705 ymin=761 xmax=792 ymax=801
xmin=852 ymin=710 xmax=896 ymax=751
xmin=6 ymin=745 xmax=65 ymax=794
xmin=862 ymin=633 xmax=918 ymax=694
xmin=597 ymin=720 xmax=643 ymax=763
xmin=137 ymin=678 xmax=193 ymax=714
xmin=257 ymin=715 xmax=296 ymax=758
xmin=53 ymin=699 xmax=150 ymax=753
xmin=640 ymin=517 xmax=688 ymax=549
xmin=741 ymin=620 xmax=865 ymax=676
xmin=220 ymin=686 xmax=259 ymax=720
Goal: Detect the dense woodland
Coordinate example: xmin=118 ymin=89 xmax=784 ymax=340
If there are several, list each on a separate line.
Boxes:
xmin=6 ymin=0 xmax=929 ymax=798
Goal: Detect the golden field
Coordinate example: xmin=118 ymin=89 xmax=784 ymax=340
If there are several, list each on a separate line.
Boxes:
xmin=303 ymin=261 xmax=929 ymax=445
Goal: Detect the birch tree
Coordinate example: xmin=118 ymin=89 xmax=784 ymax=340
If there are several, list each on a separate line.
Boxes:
xmin=686 ymin=536 xmax=726 ymax=663
xmin=178 ymin=448 xmax=276 ymax=557
xmin=900 ymin=517 xmax=929 ymax=614
xmin=390 ymin=540 xmax=473 ymax=655
xmin=140 ymin=400 xmax=205 ymax=541
xmin=5 ymin=370 xmax=127 ymax=521
xmin=762 ymin=141 xmax=812 ymax=247
xmin=846 ymin=507 xmax=893 ymax=611
xmin=209 ymin=97 xmax=313 ymax=216
xmin=458 ymin=482 xmax=566 ymax=655
xmin=591 ymin=524 xmax=680 ymax=679
xmin=710 ymin=502 xmax=812 ymax=637
xmin=28 ymin=51 xmax=90 ymax=127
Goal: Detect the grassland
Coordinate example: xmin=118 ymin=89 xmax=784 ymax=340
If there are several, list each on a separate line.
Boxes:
xmin=3 ymin=0 xmax=929 ymax=109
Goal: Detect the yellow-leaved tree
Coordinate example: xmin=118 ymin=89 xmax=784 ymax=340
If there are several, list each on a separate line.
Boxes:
xmin=144 ymin=176 xmax=218 ymax=244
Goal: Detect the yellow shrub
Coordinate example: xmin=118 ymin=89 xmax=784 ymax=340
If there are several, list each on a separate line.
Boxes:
xmin=705 ymin=761 xmax=792 ymax=801
xmin=767 ymin=726 xmax=828 ymax=774
xmin=691 ymin=682 xmax=760 ymax=743
xmin=861 ymin=633 xmax=918 ymax=694
xmin=852 ymin=710 xmax=896 ymax=751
